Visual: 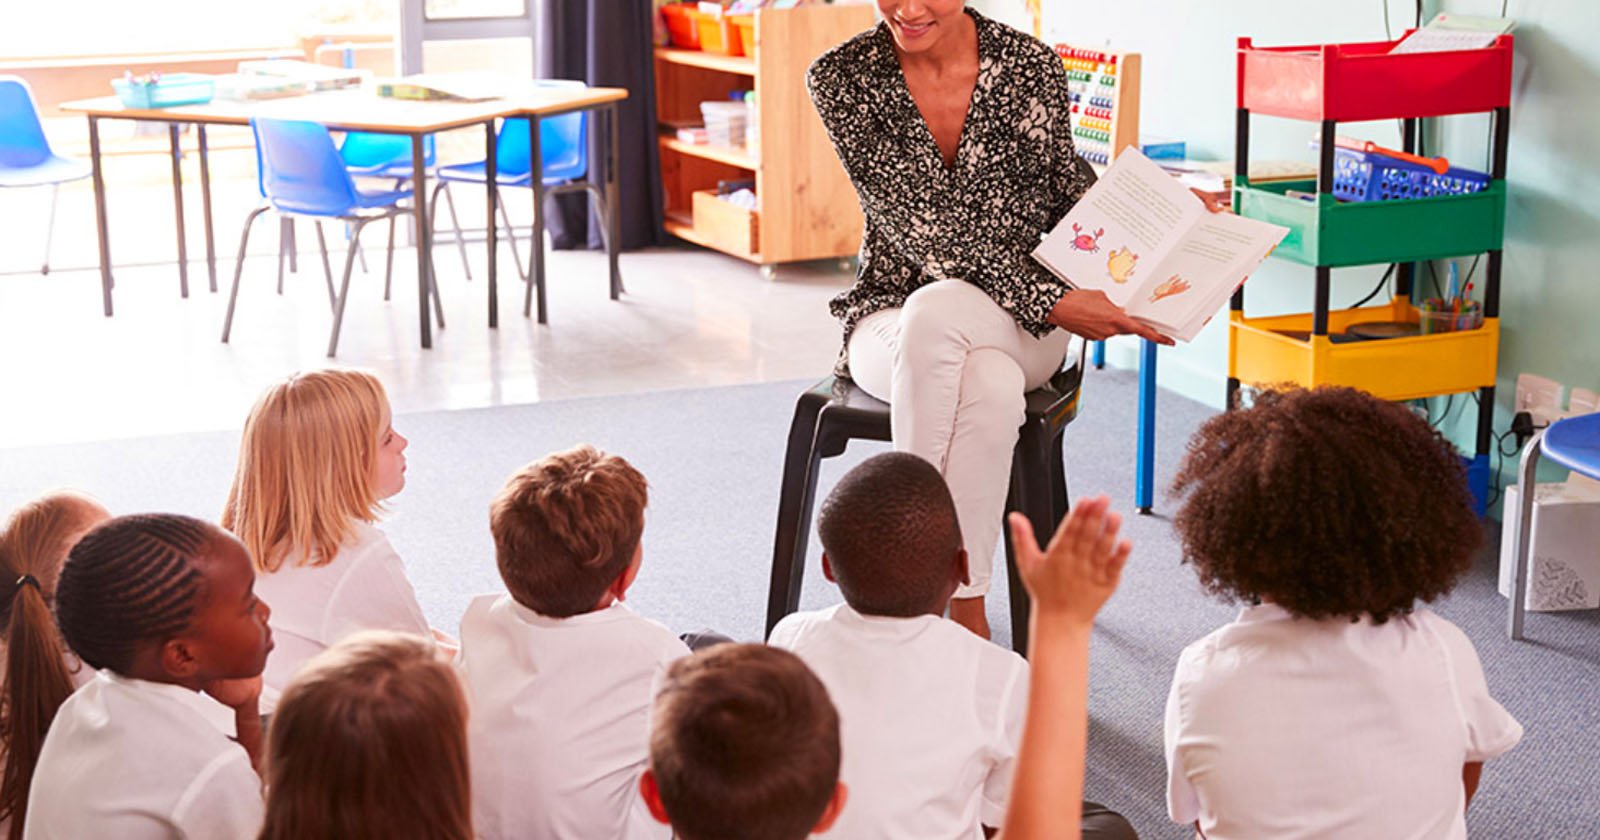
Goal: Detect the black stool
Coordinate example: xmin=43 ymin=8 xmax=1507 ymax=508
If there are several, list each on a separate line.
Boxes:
xmin=765 ymin=350 xmax=1085 ymax=656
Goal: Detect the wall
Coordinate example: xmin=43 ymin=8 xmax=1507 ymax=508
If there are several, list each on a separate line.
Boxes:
xmin=976 ymin=0 xmax=1600 ymax=494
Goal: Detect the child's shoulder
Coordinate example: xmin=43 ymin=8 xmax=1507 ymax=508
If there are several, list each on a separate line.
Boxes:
xmin=465 ymin=594 xmax=686 ymax=659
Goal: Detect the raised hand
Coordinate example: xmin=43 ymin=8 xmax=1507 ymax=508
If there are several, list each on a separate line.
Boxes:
xmin=1006 ymin=495 xmax=1131 ymax=626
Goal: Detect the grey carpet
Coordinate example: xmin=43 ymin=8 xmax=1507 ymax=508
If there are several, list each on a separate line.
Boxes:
xmin=3 ymin=371 xmax=1597 ymax=837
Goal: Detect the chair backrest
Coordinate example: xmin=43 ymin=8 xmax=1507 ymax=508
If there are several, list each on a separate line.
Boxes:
xmin=496 ymin=79 xmax=588 ymax=182
xmin=251 ymin=117 xmax=362 ymax=216
xmin=339 ymin=131 xmax=437 ymax=170
xmin=0 ymin=76 xmax=53 ymax=169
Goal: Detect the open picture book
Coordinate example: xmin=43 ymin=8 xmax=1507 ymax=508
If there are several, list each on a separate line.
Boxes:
xmin=1031 ymin=149 xmax=1289 ymax=342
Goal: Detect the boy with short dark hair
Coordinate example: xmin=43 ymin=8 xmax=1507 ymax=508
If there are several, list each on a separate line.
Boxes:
xmin=641 ymin=644 xmax=847 ymax=840
xmin=460 ymin=444 xmax=689 ymax=840
xmin=769 ymin=452 xmax=1134 ymax=839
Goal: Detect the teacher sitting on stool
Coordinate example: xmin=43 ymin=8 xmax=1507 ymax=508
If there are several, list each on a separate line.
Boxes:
xmin=808 ymin=0 xmax=1172 ymax=639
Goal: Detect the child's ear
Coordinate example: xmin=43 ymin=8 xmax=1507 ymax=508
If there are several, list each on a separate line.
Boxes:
xmin=160 ymin=638 xmax=200 ymax=681
xmin=639 ymin=769 xmax=672 ymax=825
xmin=611 ymin=543 xmax=644 ymax=603
xmin=953 ymin=548 xmax=970 ymax=587
xmin=821 ymin=554 xmax=837 ymax=584
xmin=812 ymin=782 xmax=849 ymax=834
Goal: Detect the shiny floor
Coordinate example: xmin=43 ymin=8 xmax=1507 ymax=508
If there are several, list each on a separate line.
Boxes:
xmin=0 ymin=145 xmax=851 ymax=448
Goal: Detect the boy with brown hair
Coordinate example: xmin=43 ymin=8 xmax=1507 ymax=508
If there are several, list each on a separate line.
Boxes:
xmin=459 ymin=444 xmax=689 ymax=840
xmin=641 ymin=643 xmax=848 ymax=840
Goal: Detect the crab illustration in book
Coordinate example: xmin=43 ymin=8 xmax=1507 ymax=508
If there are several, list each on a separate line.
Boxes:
xmin=1106 ymin=246 xmax=1139 ymax=284
xmin=1068 ymin=223 xmax=1105 ymax=253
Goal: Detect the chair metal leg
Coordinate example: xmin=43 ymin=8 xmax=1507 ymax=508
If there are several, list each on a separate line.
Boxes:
xmin=1509 ymin=434 xmax=1544 ymax=640
xmin=326 ymin=219 xmax=370 ymax=357
xmin=41 ymin=183 xmax=61 ymax=275
xmin=383 ymin=217 xmax=397 ymax=302
xmin=355 ymin=223 xmax=370 ymax=274
xmin=313 ymin=221 xmax=336 ymax=310
xmin=766 ymin=393 xmax=828 ymax=638
xmin=436 ymin=180 xmax=472 ymax=282
xmin=221 ymin=206 xmax=271 ymax=343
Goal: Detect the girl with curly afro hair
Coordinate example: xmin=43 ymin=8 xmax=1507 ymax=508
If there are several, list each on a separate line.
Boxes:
xmin=1162 ymin=386 xmax=1522 ymax=840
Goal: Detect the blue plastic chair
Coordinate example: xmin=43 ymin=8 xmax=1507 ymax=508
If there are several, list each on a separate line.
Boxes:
xmin=1508 ymin=411 xmax=1600 ymax=639
xmin=223 ymin=117 xmax=442 ymax=357
xmin=434 ymin=79 xmax=608 ymax=318
xmin=0 ymin=75 xmax=92 ymax=275
xmin=340 ymin=131 xmax=436 ymax=180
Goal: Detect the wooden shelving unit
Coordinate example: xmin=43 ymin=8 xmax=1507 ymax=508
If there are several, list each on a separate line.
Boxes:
xmin=653 ymin=3 xmax=873 ymax=269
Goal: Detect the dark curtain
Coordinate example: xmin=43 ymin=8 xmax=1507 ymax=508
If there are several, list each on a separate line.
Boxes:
xmin=538 ymin=0 xmax=664 ymax=250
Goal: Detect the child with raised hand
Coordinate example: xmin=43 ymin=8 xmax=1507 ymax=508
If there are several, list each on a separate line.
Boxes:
xmin=27 ymin=513 xmax=273 ymax=840
xmin=0 ymin=491 xmax=110 ymax=840
xmin=222 ymin=369 xmax=444 ymax=712
xmin=640 ymin=643 xmax=847 ymax=840
xmin=768 ymin=452 xmax=1135 ymax=840
xmin=460 ymin=445 xmax=689 ymax=840
xmin=1164 ymin=386 xmax=1522 ymax=840
xmin=258 ymin=631 xmax=471 ymax=840
xmin=1000 ymin=496 xmax=1130 ymax=840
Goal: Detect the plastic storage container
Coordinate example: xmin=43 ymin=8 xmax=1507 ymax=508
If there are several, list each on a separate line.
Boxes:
xmin=1329 ymin=145 xmax=1489 ymax=202
xmin=1237 ymin=33 xmax=1514 ymax=121
xmin=661 ymin=3 xmax=701 ymax=50
xmin=112 ymin=73 xmax=215 ymax=109
xmin=1233 ymin=178 xmax=1505 ymax=267
xmin=700 ymin=100 xmax=747 ymax=147
xmin=732 ymin=14 xmax=756 ymax=55
xmin=692 ymin=9 xmax=743 ymax=56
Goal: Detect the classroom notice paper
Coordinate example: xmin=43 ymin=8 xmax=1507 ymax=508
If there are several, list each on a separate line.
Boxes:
xmin=1032 ymin=149 xmax=1288 ymax=342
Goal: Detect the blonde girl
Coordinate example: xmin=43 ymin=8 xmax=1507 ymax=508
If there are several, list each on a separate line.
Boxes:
xmin=222 ymin=369 xmax=442 ymax=710
xmin=258 ymin=631 xmax=472 ymax=840
xmin=0 ymin=491 xmax=108 ymax=840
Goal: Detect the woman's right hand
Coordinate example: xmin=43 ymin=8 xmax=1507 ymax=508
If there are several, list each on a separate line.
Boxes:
xmin=1048 ymin=289 xmax=1174 ymax=345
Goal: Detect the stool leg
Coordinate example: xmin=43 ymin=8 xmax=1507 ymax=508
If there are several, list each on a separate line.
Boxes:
xmin=1005 ymin=422 xmax=1056 ymax=657
xmin=767 ymin=394 xmax=827 ymax=638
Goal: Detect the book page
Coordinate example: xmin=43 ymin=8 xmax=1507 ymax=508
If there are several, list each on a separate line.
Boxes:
xmin=1137 ymin=212 xmax=1286 ymax=340
xmin=1032 ymin=149 xmax=1206 ymax=309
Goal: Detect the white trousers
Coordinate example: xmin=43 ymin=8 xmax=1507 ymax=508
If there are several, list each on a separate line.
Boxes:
xmin=846 ymin=280 xmax=1072 ymax=598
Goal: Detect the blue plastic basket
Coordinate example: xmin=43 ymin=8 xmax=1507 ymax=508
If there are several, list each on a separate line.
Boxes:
xmin=1331 ymin=145 xmax=1489 ymax=203
xmin=112 ymin=73 xmax=215 ymax=109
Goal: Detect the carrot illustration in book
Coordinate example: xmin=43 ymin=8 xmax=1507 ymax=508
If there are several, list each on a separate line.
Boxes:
xmin=1150 ymin=274 xmax=1191 ymax=302
xmin=1106 ymin=246 xmax=1139 ymax=284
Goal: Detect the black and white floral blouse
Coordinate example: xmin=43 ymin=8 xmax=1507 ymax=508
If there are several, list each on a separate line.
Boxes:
xmin=807 ymin=8 xmax=1088 ymax=376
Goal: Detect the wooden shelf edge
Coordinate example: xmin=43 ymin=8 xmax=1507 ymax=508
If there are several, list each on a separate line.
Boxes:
xmin=664 ymin=216 xmax=761 ymax=263
xmin=658 ymin=134 xmax=759 ymax=170
xmin=654 ymin=47 xmax=756 ymax=76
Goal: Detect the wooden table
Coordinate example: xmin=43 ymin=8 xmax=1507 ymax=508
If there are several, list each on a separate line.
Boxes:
xmin=61 ymin=83 xmax=628 ymax=348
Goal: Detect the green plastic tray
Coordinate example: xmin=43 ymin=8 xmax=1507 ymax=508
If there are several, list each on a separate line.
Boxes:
xmin=1234 ymin=178 xmax=1506 ymax=267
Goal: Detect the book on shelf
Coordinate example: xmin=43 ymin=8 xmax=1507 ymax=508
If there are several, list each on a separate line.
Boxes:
xmin=1032 ymin=149 xmax=1289 ymax=342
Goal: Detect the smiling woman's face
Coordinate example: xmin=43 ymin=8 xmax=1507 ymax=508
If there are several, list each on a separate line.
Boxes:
xmin=876 ymin=0 xmax=968 ymax=54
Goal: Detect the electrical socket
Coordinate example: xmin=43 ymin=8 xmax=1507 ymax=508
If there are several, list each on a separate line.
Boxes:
xmin=1514 ymin=373 xmax=1564 ymax=427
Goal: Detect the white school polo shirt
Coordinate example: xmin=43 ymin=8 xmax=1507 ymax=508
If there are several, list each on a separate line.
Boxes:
xmin=1165 ymin=604 xmax=1522 ymax=840
xmin=255 ymin=521 xmax=430 ymax=712
xmin=769 ymin=603 xmax=1028 ymax=840
xmin=458 ymin=593 xmax=689 ymax=840
xmin=24 ymin=671 xmax=263 ymax=840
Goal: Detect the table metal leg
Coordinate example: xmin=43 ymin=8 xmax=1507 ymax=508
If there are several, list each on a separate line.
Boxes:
xmin=486 ymin=120 xmax=498 ymax=329
xmin=413 ymin=136 xmax=433 ymax=348
xmin=169 ymin=123 xmax=189 ymax=298
xmin=1509 ymin=433 xmax=1542 ymax=640
xmin=526 ymin=115 xmax=547 ymax=323
xmin=606 ymin=102 xmax=622 ymax=299
xmin=1135 ymin=338 xmax=1158 ymax=515
xmin=88 ymin=116 xmax=114 ymax=316
xmin=197 ymin=124 xmax=217 ymax=293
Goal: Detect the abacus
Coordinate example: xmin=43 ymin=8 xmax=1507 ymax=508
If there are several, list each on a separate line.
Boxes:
xmin=1053 ymin=44 xmax=1141 ymax=167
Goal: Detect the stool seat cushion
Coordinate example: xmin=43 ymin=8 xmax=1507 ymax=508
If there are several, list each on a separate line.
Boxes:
xmin=1542 ymin=413 xmax=1600 ymax=480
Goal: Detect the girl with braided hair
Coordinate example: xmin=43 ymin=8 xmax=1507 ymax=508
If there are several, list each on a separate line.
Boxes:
xmin=26 ymin=513 xmax=273 ymax=840
xmin=222 ymin=369 xmax=450 ymax=714
xmin=0 ymin=492 xmax=108 ymax=840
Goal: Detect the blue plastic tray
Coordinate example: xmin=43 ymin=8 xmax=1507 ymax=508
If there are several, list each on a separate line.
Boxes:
xmin=112 ymin=73 xmax=215 ymax=109
xmin=1331 ymin=145 xmax=1489 ymax=203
